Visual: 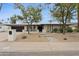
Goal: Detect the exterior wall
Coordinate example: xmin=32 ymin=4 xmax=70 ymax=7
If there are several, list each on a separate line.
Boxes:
xmin=24 ymin=26 xmax=27 ymax=31
xmin=0 ymin=25 xmax=3 ymax=31
xmin=0 ymin=24 xmax=10 ymax=32
xmin=43 ymin=25 xmax=70 ymax=32
xmin=34 ymin=25 xmax=38 ymax=32
xmin=53 ymin=25 xmax=60 ymax=29
xmin=24 ymin=25 xmax=38 ymax=32
xmin=44 ymin=25 xmax=53 ymax=32
xmin=43 ymin=25 xmax=47 ymax=32
xmin=23 ymin=25 xmax=65 ymax=32
xmin=69 ymin=25 xmax=77 ymax=30
xmin=4 ymin=24 xmax=71 ymax=32
xmin=4 ymin=26 xmax=11 ymax=31
xmin=46 ymin=25 xmax=50 ymax=32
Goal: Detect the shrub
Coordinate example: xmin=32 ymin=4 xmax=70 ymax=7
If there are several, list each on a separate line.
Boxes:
xmin=59 ymin=28 xmax=63 ymax=33
xmin=76 ymin=29 xmax=79 ymax=32
xmin=66 ymin=27 xmax=73 ymax=33
xmin=53 ymin=28 xmax=58 ymax=33
xmin=22 ymin=36 xmax=27 ymax=39
xmin=74 ymin=29 xmax=79 ymax=32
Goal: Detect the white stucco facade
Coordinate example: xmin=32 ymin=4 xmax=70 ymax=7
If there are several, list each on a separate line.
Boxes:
xmin=0 ymin=24 xmax=10 ymax=32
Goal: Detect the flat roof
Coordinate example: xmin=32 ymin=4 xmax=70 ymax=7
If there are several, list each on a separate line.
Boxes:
xmin=3 ymin=23 xmax=71 ymax=26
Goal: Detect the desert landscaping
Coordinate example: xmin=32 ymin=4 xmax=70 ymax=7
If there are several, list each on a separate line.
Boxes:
xmin=0 ymin=32 xmax=79 ymax=42
xmin=0 ymin=3 xmax=79 ymax=56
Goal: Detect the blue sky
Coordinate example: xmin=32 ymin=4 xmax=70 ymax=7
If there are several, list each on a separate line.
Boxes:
xmin=0 ymin=3 xmax=77 ymax=24
xmin=0 ymin=3 xmax=52 ymax=24
xmin=0 ymin=3 xmax=21 ymax=23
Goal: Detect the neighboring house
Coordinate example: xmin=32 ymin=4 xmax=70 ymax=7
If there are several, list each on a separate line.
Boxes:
xmin=0 ymin=22 xmax=10 ymax=32
xmin=0 ymin=22 xmax=4 ymax=32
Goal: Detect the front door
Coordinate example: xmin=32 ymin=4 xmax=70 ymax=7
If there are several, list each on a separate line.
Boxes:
xmin=38 ymin=25 xmax=43 ymax=32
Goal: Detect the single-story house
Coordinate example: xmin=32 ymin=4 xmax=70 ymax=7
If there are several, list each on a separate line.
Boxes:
xmin=2 ymin=23 xmax=71 ymax=32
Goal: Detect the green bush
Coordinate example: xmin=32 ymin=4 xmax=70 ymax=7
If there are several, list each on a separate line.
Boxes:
xmin=74 ymin=29 xmax=79 ymax=32
xmin=66 ymin=27 xmax=73 ymax=33
xmin=59 ymin=28 xmax=63 ymax=33
xmin=76 ymin=29 xmax=79 ymax=32
xmin=53 ymin=28 xmax=58 ymax=33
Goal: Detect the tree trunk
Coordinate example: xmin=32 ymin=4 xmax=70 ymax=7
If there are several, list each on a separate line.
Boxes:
xmin=30 ymin=22 xmax=33 ymax=31
xmin=61 ymin=9 xmax=65 ymax=35
xmin=27 ymin=22 xmax=30 ymax=34
xmin=77 ymin=4 xmax=79 ymax=28
xmin=62 ymin=23 xmax=65 ymax=35
xmin=62 ymin=8 xmax=69 ymax=35
xmin=50 ymin=24 xmax=51 ymax=32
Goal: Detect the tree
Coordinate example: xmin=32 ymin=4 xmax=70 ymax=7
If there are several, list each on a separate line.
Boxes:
xmin=0 ymin=3 xmax=2 ymax=11
xmin=15 ymin=4 xmax=42 ymax=34
xmin=0 ymin=4 xmax=3 ymax=23
xmin=10 ymin=15 xmax=18 ymax=24
xmin=14 ymin=3 xmax=30 ymax=34
xmin=51 ymin=3 xmax=76 ymax=34
xmin=48 ymin=20 xmax=53 ymax=32
xmin=77 ymin=4 xmax=79 ymax=28
xmin=26 ymin=6 xmax=42 ymax=31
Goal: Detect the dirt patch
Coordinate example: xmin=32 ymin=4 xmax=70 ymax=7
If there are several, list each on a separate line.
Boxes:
xmin=49 ymin=33 xmax=79 ymax=42
xmin=15 ymin=33 xmax=49 ymax=42
xmin=1 ymin=32 xmax=79 ymax=42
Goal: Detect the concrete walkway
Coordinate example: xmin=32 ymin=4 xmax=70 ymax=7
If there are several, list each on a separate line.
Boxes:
xmin=0 ymin=42 xmax=79 ymax=55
